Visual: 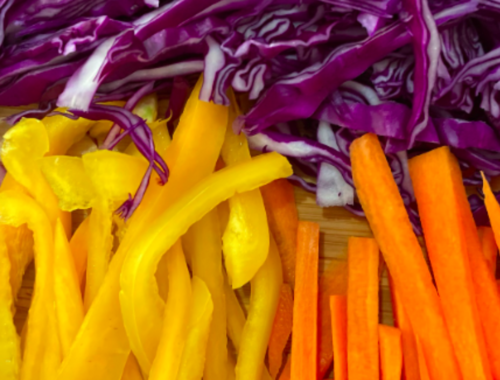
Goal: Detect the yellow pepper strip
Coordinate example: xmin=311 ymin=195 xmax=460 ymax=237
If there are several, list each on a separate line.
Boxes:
xmin=177 ymin=276 xmax=214 ymax=380
xmin=221 ymin=95 xmax=269 ymax=288
xmin=0 ymin=173 xmax=28 ymax=194
xmin=42 ymin=112 xmax=95 ymax=155
xmin=119 ymin=76 xmax=228 ymax=374
xmin=121 ymin=355 xmax=143 ymax=380
xmin=0 ymin=233 xmax=21 ymax=380
xmin=69 ymin=217 xmax=90 ymax=288
xmin=66 ymin=135 xmax=98 ymax=157
xmin=54 ymin=219 xmax=84 ymax=357
xmin=1 ymin=118 xmax=71 ymax=235
xmin=183 ymin=209 xmax=227 ymax=380
xmin=0 ymin=190 xmax=61 ymax=380
xmin=149 ymin=241 xmax=192 ymax=380
xmin=120 ymin=152 xmax=292 ymax=374
xmin=133 ymin=93 xmax=158 ymax=123
xmin=235 ymin=238 xmax=283 ymax=380
xmin=3 ymin=224 xmax=34 ymax=302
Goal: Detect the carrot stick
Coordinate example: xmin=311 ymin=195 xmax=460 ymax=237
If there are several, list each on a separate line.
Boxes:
xmin=290 ymin=221 xmax=319 ymax=380
xmin=350 ymin=133 xmax=461 ymax=380
xmin=268 ymin=284 xmax=293 ymax=379
xmin=379 ymin=325 xmax=402 ymax=380
xmin=329 ymin=295 xmax=347 ymax=380
xmin=497 ymin=280 xmax=500 ymax=294
xmin=415 ymin=337 xmax=431 ymax=380
xmin=389 ymin=276 xmax=421 ymax=380
xmin=261 ymin=179 xmax=298 ymax=287
xmin=318 ymin=260 xmax=348 ymax=378
xmin=440 ymin=168 xmax=500 ymax=380
xmin=278 ymin=359 xmax=291 ymax=380
xmin=478 ymin=226 xmax=498 ymax=275
xmin=347 ymin=237 xmax=379 ymax=380
xmin=409 ymin=147 xmax=492 ymax=380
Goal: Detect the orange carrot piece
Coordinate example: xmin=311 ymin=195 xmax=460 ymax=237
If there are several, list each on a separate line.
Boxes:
xmin=443 ymin=168 xmax=500 ymax=380
xmin=415 ymin=337 xmax=431 ymax=380
xmin=329 ymin=295 xmax=347 ymax=380
xmin=379 ymin=325 xmax=402 ymax=380
xmin=318 ymin=260 xmax=348 ymax=378
xmin=478 ymin=226 xmax=498 ymax=275
xmin=497 ymin=279 xmax=500 ymax=294
xmin=389 ymin=276 xmax=421 ymax=380
xmin=290 ymin=221 xmax=319 ymax=380
xmin=260 ymin=179 xmax=298 ymax=287
xmin=278 ymin=358 xmax=291 ymax=380
xmin=268 ymin=284 xmax=294 ymax=379
xmin=409 ymin=147 xmax=492 ymax=380
xmin=350 ymin=133 xmax=461 ymax=380
xmin=347 ymin=237 xmax=379 ymax=380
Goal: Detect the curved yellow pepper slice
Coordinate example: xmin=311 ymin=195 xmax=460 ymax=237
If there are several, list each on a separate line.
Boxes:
xmin=0 ymin=190 xmax=60 ymax=380
xmin=1 ymin=118 xmax=71 ymax=234
xmin=119 ymin=76 xmax=228 ymax=374
xmin=183 ymin=209 xmax=227 ymax=380
xmin=221 ymin=96 xmax=269 ymax=288
xmin=177 ymin=276 xmax=214 ymax=380
xmin=235 ymin=238 xmax=282 ymax=380
xmin=120 ymin=152 xmax=292 ymax=375
xmin=69 ymin=217 xmax=90 ymax=288
xmin=149 ymin=241 xmax=191 ymax=380
xmin=0 ymin=233 xmax=21 ymax=380
xmin=54 ymin=219 xmax=84 ymax=357
xmin=121 ymin=354 xmax=143 ymax=380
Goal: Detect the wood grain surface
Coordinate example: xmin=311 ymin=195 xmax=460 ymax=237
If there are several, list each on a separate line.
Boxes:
xmin=14 ymin=187 xmax=395 ymax=333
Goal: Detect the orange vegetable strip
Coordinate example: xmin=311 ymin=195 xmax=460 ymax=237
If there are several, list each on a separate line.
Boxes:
xmin=446 ymin=169 xmax=500 ymax=379
xmin=409 ymin=147 xmax=492 ymax=380
xmin=317 ymin=260 xmax=348 ymax=378
xmin=318 ymin=260 xmax=348 ymax=378
xmin=478 ymin=226 xmax=497 ymax=275
xmin=278 ymin=359 xmax=291 ymax=380
xmin=69 ymin=217 xmax=89 ymax=289
xmin=260 ymin=179 xmax=298 ymax=287
xmin=268 ymin=283 xmax=293 ymax=379
xmin=350 ymin=133 xmax=461 ymax=380
xmin=416 ymin=337 xmax=431 ymax=380
xmin=290 ymin=221 xmax=319 ymax=380
xmin=329 ymin=295 xmax=347 ymax=380
xmin=379 ymin=325 xmax=402 ymax=380
xmin=497 ymin=280 xmax=500 ymax=294
xmin=389 ymin=275 xmax=421 ymax=380
xmin=347 ymin=237 xmax=379 ymax=380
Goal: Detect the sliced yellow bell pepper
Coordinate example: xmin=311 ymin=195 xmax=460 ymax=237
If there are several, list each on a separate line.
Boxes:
xmin=119 ymin=76 xmax=228 ymax=374
xmin=121 ymin=354 xmax=144 ymax=380
xmin=1 ymin=118 xmax=71 ymax=235
xmin=183 ymin=209 xmax=227 ymax=380
xmin=133 ymin=93 xmax=158 ymax=123
xmin=120 ymin=151 xmax=292 ymax=375
xmin=69 ymin=217 xmax=90 ymax=288
xmin=54 ymin=219 xmax=84 ymax=357
xmin=221 ymin=95 xmax=269 ymax=288
xmin=149 ymin=241 xmax=191 ymax=380
xmin=57 ymin=152 xmax=290 ymax=380
xmin=235 ymin=238 xmax=283 ymax=380
xmin=0 ymin=190 xmax=60 ymax=380
xmin=0 ymin=232 xmax=21 ymax=380
xmin=177 ymin=276 xmax=214 ymax=380
xmin=42 ymin=112 xmax=95 ymax=155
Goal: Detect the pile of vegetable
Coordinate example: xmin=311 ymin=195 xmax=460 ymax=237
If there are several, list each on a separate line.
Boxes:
xmin=3 ymin=0 xmax=500 ymax=226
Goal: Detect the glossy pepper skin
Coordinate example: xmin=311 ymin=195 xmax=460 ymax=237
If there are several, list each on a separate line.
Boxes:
xmin=0 ymin=191 xmax=60 ymax=380
xmin=221 ymin=94 xmax=269 ymax=289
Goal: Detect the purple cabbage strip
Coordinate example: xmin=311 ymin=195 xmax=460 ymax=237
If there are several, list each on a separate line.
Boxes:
xmin=288 ymin=174 xmax=317 ymax=193
xmin=320 ymin=0 xmax=401 ymax=17
xmin=68 ymin=104 xmax=169 ymax=218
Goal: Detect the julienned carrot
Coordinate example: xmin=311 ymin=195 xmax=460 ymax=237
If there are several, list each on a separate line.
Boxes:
xmin=278 ymin=359 xmax=291 ymax=380
xmin=409 ymin=147 xmax=492 ymax=380
xmin=379 ymin=325 xmax=402 ymax=380
xmin=347 ymin=237 xmax=379 ymax=380
xmin=318 ymin=260 xmax=348 ymax=378
xmin=350 ymin=133 xmax=461 ymax=380
xmin=497 ymin=279 xmax=500 ymax=294
xmin=329 ymin=295 xmax=347 ymax=380
xmin=389 ymin=276 xmax=421 ymax=380
xmin=478 ymin=227 xmax=497 ymax=275
xmin=268 ymin=284 xmax=294 ymax=379
xmin=260 ymin=179 xmax=298 ymax=287
xmin=415 ymin=337 xmax=430 ymax=380
xmin=447 ymin=169 xmax=500 ymax=379
xmin=290 ymin=221 xmax=319 ymax=380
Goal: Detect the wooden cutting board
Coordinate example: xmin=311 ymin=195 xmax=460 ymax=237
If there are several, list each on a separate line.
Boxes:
xmin=13 ymin=187 xmax=395 ymax=332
